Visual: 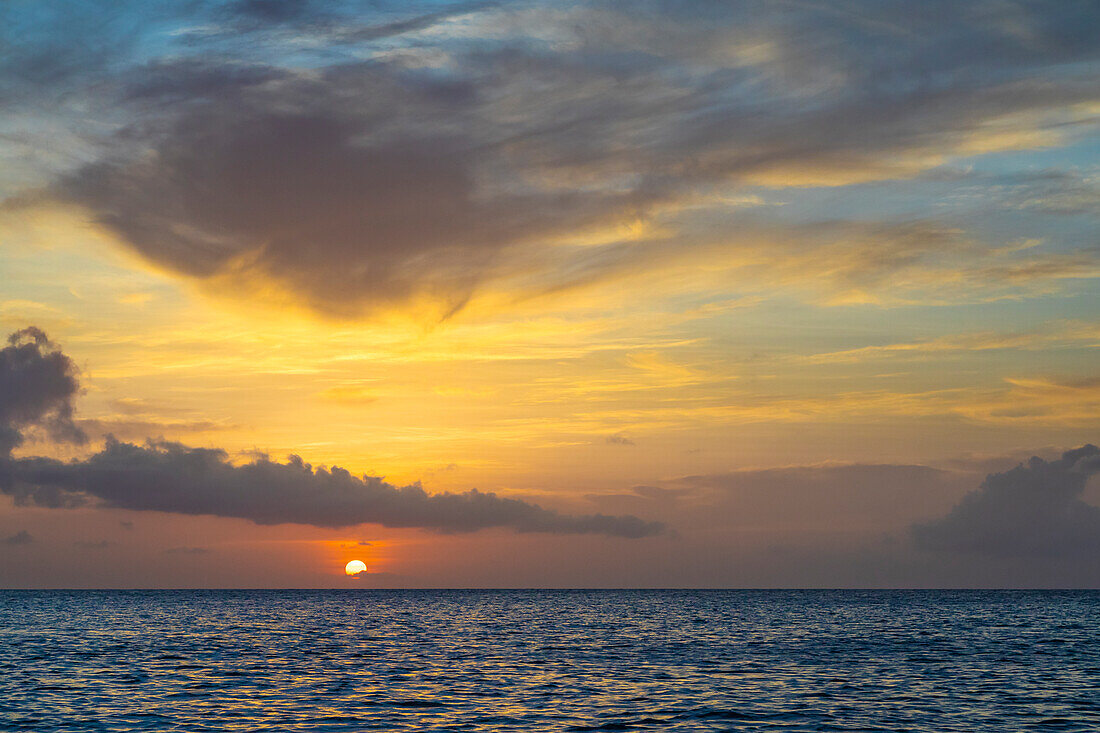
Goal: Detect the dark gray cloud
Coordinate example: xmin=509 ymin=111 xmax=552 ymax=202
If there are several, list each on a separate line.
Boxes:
xmin=0 ymin=327 xmax=85 ymax=456
xmin=2 ymin=530 xmax=33 ymax=546
xmin=0 ymin=328 xmax=661 ymax=538
xmin=604 ymin=433 xmax=635 ymax=446
xmin=5 ymin=437 xmax=662 ymax=537
xmin=12 ymin=0 xmax=1093 ymax=317
xmin=913 ymin=445 xmax=1100 ymax=559
xmin=57 ymin=59 xmax=651 ymax=318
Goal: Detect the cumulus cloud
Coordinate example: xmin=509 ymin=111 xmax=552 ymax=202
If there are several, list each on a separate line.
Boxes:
xmin=913 ymin=445 xmax=1100 ymax=559
xmin=0 ymin=328 xmax=661 ymax=538
xmin=3 ymin=0 xmax=1094 ymax=316
xmin=0 ymin=326 xmax=85 ymax=455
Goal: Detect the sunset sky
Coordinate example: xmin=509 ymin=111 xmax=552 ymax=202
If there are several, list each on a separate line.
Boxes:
xmin=2 ymin=0 xmax=1099 ymax=587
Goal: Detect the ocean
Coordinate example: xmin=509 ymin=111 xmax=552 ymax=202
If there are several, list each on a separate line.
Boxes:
xmin=1 ymin=590 xmax=1097 ymax=731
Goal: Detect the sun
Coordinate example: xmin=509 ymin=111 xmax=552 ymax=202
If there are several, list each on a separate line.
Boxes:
xmin=345 ymin=560 xmax=368 ymax=576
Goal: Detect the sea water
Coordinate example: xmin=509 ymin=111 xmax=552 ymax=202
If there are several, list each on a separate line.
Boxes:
xmin=1 ymin=590 xmax=1098 ymax=731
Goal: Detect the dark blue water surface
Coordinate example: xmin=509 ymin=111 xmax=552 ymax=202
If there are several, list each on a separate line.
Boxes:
xmin=1 ymin=590 xmax=1098 ymax=731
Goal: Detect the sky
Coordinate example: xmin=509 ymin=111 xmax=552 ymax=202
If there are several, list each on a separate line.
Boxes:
xmin=1 ymin=0 xmax=1099 ymax=588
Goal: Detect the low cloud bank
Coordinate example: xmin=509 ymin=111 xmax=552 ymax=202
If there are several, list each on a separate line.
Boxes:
xmin=0 ymin=329 xmax=662 ymax=538
xmin=913 ymin=445 xmax=1100 ymax=559
xmin=6 ymin=438 xmax=662 ymax=536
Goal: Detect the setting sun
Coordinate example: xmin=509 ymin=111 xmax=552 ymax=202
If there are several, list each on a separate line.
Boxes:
xmin=344 ymin=560 xmax=367 ymax=576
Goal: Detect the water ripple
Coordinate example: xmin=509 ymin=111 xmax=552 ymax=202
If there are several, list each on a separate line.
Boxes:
xmin=1 ymin=590 xmax=1098 ymax=731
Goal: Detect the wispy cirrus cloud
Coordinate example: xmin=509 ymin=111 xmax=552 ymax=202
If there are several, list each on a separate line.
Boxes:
xmin=803 ymin=320 xmax=1100 ymax=364
xmin=1 ymin=1 xmax=1096 ymax=318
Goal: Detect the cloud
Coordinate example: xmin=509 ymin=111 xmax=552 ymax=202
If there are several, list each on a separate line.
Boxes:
xmin=0 ymin=326 xmax=85 ymax=455
xmin=4 ymin=438 xmax=662 ymax=537
xmin=0 ymin=327 xmax=661 ymax=537
xmin=802 ymin=320 xmax=1100 ymax=364
xmin=604 ymin=432 xmax=635 ymax=446
xmin=5 ymin=1 xmax=1094 ymax=317
xmin=656 ymin=218 xmax=1100 ymax=307
xmin=631 ymin=485 xmax=689 ymax=501
xmin=940 ymin=169 xmax=1100 ymax=216
xmin=673 ymin=463 xmax=966 ymax=531
xmin=913 ymin=445 xmax=1100 ymax=559
xmin=77 ymin=417 xmax=235 ymax=442
xmin=54 ymin=58 xmax=653 ymax=319
xmin=959 ymin=377 xmax=1100 ymax=425
xmin=583 ymin=463 xmax=971 ymax=541
xmin=2 ymin=530 xmax=33 ymax=546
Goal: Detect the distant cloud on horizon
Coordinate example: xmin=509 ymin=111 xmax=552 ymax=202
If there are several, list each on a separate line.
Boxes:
xmin=913 ymin=445 xmax=1100 ymax=560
